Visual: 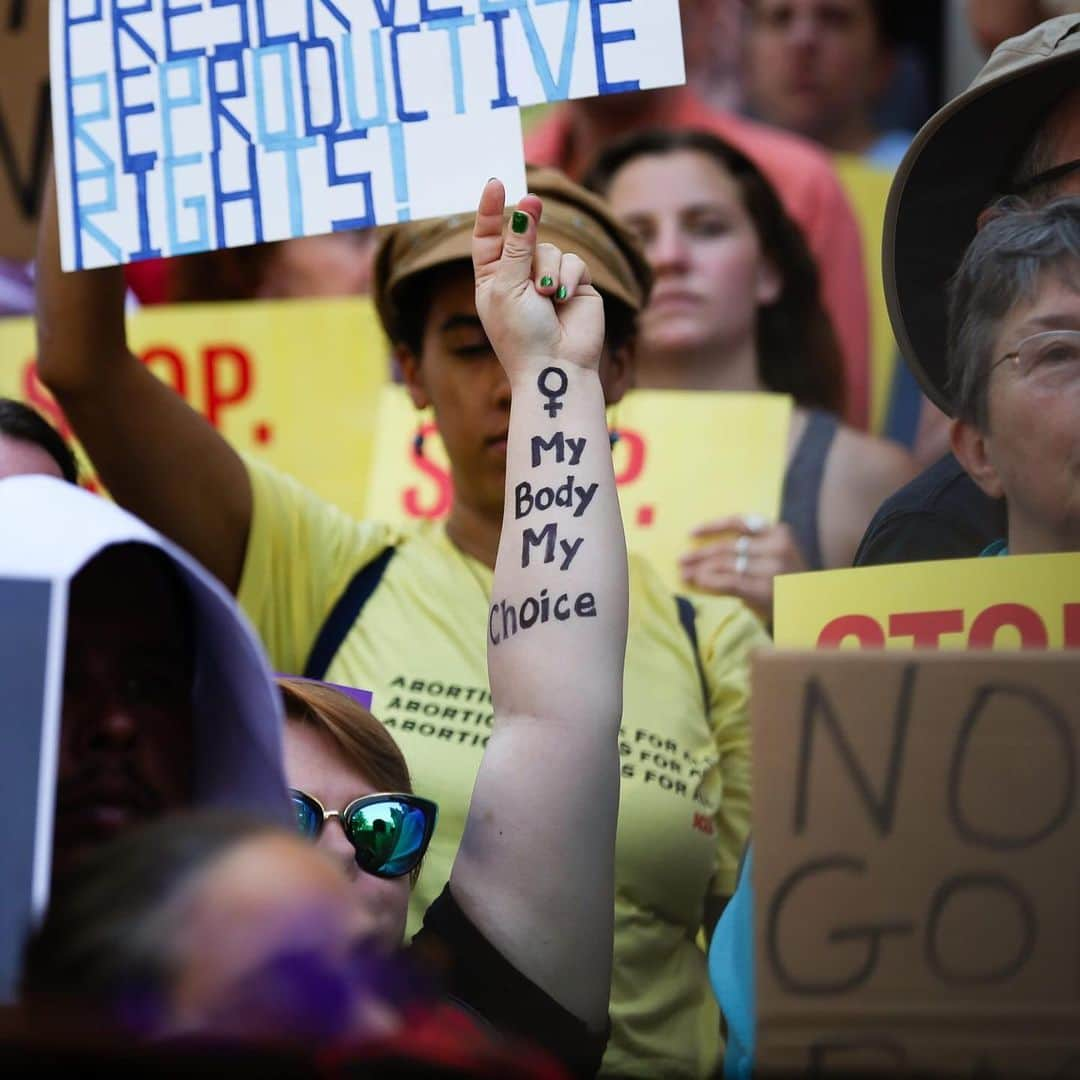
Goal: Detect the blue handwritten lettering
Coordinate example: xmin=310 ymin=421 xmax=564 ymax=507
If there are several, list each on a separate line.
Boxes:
xmin=160 ymin=57 xmax=209 ymax=254
xmin=589 ymin=0 xmax=639 ymax=95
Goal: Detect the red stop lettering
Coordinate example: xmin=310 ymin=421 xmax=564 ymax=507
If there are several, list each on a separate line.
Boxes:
xmin=888 ymin=610 xmax=965 ymax=648
xmin=817 ymin=614 xmax=887 ymax=649
xmin=1066 ymin=604 xmax=1080 ymax=649
xmin=403 ymin=421 xmax=453 ymax=520
xmin=202 ymin=345 xmax=252 ymax=428
xmin=614 ymin=427 xmax=646 ymax=486
xmin=968 ymin=603 xmax=1049 ymax=649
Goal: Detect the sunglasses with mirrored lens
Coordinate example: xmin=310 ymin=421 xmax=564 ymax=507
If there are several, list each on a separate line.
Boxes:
xmin=290 ymin=789 xmax=438 ymax=879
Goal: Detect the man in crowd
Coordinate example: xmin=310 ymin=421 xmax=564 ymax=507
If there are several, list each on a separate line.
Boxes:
xmin=525 ymin=0 xmax=873 ymax=429
xmin=856 ymin=14 xmax=1079 ymax=564
xmin=743 ymin=0 xmax=912 ymax=168
xmin=0 ymin=477 xmax=291 ymax=877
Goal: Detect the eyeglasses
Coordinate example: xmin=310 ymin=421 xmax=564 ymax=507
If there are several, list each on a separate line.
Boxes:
xmin=1006 ymin=158 xmax=1080 ymax=198
xmin=290 ymin=789 xmax=438 ymax=880
xmin=992 ymin=329 xmax=1080 ymax=385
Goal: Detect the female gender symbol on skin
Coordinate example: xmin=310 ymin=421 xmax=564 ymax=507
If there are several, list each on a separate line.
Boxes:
xmin=538 ymin=368 xmax=569 ymax=418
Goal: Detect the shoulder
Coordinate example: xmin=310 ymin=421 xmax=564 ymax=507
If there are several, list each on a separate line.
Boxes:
xmin=244 ymin=455 xmax=401 ymax=564
xmin=853 ymin=456 xmax=1008 ymax=566
xmin=825 ymin=423 xmax=918 ymax=508
xmin=702 ymin=106 xmax=838 ymax=175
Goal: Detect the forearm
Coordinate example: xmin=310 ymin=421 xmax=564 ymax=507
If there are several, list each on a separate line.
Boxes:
xmin=35 ymin=174 xmax=130 ymax=396
xmin=489 ymin=363 xmax=627 ymax=724
xmin=454 ymin=363 xmax=627 ymax=1029
xmin=34 ymin=175 xmax=252 ymax=591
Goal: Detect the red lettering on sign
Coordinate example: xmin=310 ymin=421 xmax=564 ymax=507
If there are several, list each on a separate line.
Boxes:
xmin=140 ymin=346 xmax=188 ymax=398
xmin=1066 ymin=604 xmax=1080 ymax=649
xmin=403 ymin=421 xmax=453 ymax=519
xmin=817 ymin=614 xmax=886 ymax=649
xmin=889 ymin=610 xmax=965 ymax=648
xmin=968 ymin=603 xmax=1049 ymax=649
xmin=202 ymin=345 xmax=252 ymax=428
xmin=614 ymin=427 xmax=646 ymax=486
xmin=692 ymin=813 xmax=715 ymax=836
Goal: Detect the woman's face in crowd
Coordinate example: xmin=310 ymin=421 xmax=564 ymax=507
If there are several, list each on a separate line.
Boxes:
xmin=283 ymin=720 xmax=411 ymax=950
xmin=168 ymin=833 xmax=402 ymax=1042
xmin=606 ymin=150 xmax=780 ymax=356
xmin=974 ymin=274 xmax=1080 ymax=551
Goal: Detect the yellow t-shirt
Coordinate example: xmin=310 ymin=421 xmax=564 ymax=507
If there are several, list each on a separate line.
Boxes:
xmin=239 ymin=460 xmax=767 ymax=1079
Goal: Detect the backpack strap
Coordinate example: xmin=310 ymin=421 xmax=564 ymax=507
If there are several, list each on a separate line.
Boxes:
xmin=675 ymin=595 xmax=710 ymax=715
xmin=303 ymin=548 xmax=396 ymax=680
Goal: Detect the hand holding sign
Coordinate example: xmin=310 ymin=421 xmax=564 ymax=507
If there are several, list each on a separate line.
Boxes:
xmin=472 ymin=179 xmax=605 ymax=380
xmin=680 ymin=515 xmax=807 ymax=622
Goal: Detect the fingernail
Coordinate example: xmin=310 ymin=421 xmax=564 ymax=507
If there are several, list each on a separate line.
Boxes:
xmin=540 ymin=275 xmax=554 ymax=288
xmin=557 ymin=285 xmax=568 ymax=301
xmin=511 ymin=211 xmax=529 ymax=234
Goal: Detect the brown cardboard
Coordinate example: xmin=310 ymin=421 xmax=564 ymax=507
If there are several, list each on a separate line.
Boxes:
xmin=0 ymin=2 xmax=50 ymax=261
xmin=752 ymin=650 xmax=1080 ymax=1075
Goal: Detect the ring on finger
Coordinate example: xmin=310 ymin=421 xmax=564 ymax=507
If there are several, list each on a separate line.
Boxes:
xmin=735 ymin=535 xmax=751 ymax=557
xmin=734 ymin=552 xmax=749 ymax=575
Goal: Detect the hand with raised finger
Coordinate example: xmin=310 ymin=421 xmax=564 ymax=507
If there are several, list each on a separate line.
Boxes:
xmin=679 ymin=517 xmax=807 ymax=621
xmin=472 ymin=179 xmax=605 ymax=381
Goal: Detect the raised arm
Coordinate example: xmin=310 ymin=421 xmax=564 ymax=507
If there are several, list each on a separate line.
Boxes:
xmin=449 ymin=182 xmax=629 ymax=1031
xmin=35 ymin=176 xmax=252 ymax=591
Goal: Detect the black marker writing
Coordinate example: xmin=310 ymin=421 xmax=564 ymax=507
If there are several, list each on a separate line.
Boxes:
xmin=531 ymin=432 xmax=586 ymax=467
xmin=521 ymin=523 xmax=584 ymax=571
xmin=489 ymin=590 xmax=598 ymax=645
xmin=537 ymin=367 xmax=569 ymax=418
xmin=515 ymin=476 xmax=598 ymax=520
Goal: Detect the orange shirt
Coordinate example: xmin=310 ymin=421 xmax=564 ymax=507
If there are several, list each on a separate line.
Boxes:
xmin=525 ymin=91 xmax=872 ymax=430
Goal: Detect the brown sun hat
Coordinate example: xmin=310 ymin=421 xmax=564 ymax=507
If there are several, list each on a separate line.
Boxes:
xmin=373 ymin=166 xmax=653 ymax=344
xmin=884 ymin=15 xmax=1080 ymax=415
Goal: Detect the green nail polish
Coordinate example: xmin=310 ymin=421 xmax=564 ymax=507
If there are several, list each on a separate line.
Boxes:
xmin=557 ymin=285 xmax=568 ymax=301
xmin=540 ymin=275 xmax=554 ymax=288
xmin=511 ymin=211 xmax=529 ymax=234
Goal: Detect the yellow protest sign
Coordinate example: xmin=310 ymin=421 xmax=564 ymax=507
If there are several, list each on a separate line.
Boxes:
xmin=0 ymin=297 xmax=390 ymax=517
xmin=774 ymin=554 xmax=1080 ymax=650
xmin=362 ymin=386 xmax=792 ymax=591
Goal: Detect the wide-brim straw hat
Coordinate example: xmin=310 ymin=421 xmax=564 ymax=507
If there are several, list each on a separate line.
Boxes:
xmin=374 ymin=166 xmax=653 ymax=344
xmin=884 ymin=15 xmax=1080 ymax=415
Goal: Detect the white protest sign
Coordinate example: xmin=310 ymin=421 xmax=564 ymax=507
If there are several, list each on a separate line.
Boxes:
xmin=0 ymin=475 xmax=291 ymax=1001
xmin=50 ymin=0 xmax=686 ymax=270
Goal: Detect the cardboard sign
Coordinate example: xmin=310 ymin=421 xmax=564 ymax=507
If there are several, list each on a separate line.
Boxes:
xmin=774 ymin=554 xmax=1080 ymax=650
xmin=362 ymin=385 xmax=792 ymax=591
xmin=50 ymin=0 xmax=686 ymax=270
xmin=0 ymin=0 xmax=51 ymax=259
xmin=0 ymin=475 xmax=291 ymax=1002
xmin=0 ymin=296 xmax=390 ymax=517
xmin=752 ymin=650 xmax=1080 ymax=1073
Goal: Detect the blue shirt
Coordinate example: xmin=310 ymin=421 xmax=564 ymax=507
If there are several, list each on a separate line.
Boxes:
xmin=709 ymin=848 xmax=755 ymax=1078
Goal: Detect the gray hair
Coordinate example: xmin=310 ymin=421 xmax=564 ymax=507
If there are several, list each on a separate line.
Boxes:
xmin=947 ymin=196 xmax=1080 ymax=429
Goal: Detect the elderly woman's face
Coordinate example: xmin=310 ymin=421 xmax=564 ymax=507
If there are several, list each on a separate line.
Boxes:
xmin=982 ymin=273 xmax=1080 ymax=552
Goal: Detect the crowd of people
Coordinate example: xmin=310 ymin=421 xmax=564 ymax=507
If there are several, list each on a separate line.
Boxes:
xmin=1 ymin=2 xmax=1078 ymax=1077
